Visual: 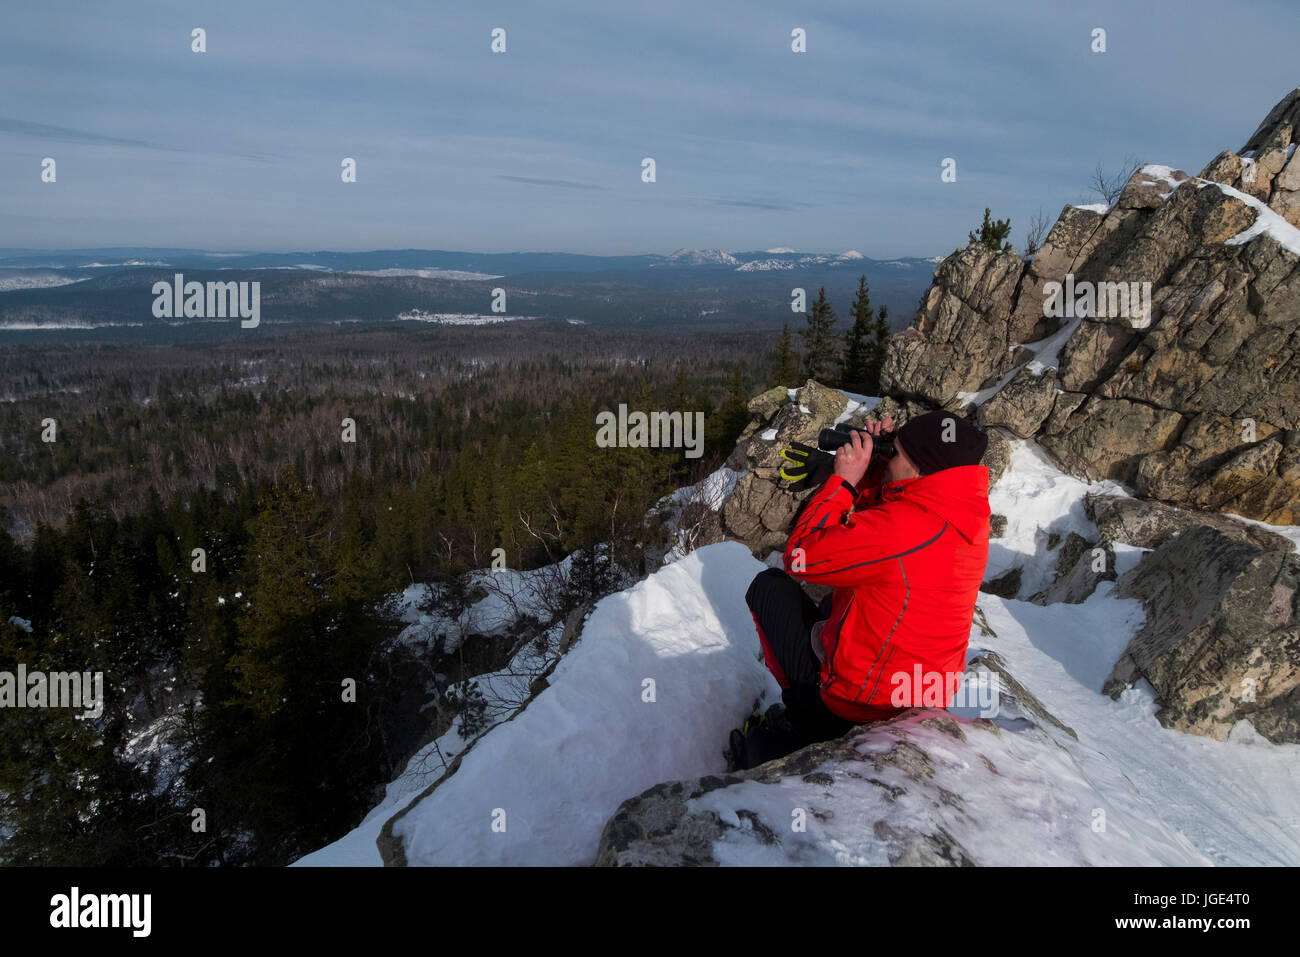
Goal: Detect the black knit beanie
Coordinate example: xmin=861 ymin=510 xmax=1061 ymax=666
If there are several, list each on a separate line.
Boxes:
xmin=895 ymin=411 xmax=988 ymax=476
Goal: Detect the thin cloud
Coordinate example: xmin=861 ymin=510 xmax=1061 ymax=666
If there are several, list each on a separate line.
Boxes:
xmin=0 ymin=116 xmax=181 ymax=152
xmin=712 ymin=198 xmax=817 ymax=211
xmin=0 ymin=116 xmax=280 ymax=163
xmin=497 ymin=175 xmax=604 ymax=191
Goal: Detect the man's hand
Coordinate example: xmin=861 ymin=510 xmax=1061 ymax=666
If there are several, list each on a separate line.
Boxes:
xmin=832 ymin=416 xmax=895 ymax=490
xmin=864 ymin=416 xmax=895 ymax=439
xmin=832 ymin=427 xmax=872 ymax=488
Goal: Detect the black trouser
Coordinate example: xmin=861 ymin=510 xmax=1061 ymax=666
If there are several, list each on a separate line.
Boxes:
xmin=745 ymin=568 xmax=858 ymax=746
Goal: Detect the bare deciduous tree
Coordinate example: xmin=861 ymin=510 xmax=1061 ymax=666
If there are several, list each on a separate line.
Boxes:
xmin=1090 ymin=154 xmax=1143 ymax=206
xmin=1023 ymin=205 xmax=1051 ymax=257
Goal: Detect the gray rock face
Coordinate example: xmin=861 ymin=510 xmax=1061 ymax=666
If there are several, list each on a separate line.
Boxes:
xmin=1020 ymin=492 xmax=1295 ymax=611
xmin=1027 ymin=531 xmax=1115 ymax=606
xmin=1039 ymin=395 xmax=1186 ymax=487
xmin=721 ymin=379 xmax=858 ymax=555
xmin=880 ymin=245 xmax=1026 ymax=404
xmin=978 ymin=365 xmax=1058 ymax=438
xmin=883 ymin=89 xmax=1300 ymax=527
xmin=1104 ymin=524 xmax=1300 ymax=743
xmin=1085 ymin=491 xmax=1295 ymax=553
xmin=979 ymin=566 xmax=1022 ymax=600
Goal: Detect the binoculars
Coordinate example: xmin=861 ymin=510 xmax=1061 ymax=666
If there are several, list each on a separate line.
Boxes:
xmin=818 ymin=424 xmax=897 ymax=467
xmin=779 ymin=423 xmax=897 ymax=484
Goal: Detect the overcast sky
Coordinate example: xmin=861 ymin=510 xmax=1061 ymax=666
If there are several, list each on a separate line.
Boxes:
xmin=3 ymin=0 xmax=1297 ymax=257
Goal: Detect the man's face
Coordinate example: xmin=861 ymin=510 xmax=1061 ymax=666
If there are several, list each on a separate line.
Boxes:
xmin=883 ymin=437 xmax=923 ymax=483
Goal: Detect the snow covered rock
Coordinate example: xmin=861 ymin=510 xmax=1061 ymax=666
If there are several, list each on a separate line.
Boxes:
xmin=1105 ymin=524 xmax=1300 ymax=744
xmin=595 ymin=709 xmax=1123 ymax=867
xmin=593 ymin=547 xmax=1300 ymax=867
xmin=721 ymin=379 xmax=876 ymax=555
xmin=1025 ymin=531 xmax=1116 ymax=606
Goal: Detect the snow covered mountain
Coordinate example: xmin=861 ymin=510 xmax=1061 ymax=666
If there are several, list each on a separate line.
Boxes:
xmin=738 ymin=252 xmax=878 ymax=270
xmin=661 ymin=247 xmax=741 ymax=266
xmin=655 ymin=248 xmax=927 ymax=271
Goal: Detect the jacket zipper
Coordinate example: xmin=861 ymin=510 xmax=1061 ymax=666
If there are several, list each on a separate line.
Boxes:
xmin=855 ymin=558 xmax=910 ymax=704
xmin=819 ymin=594 xmax=855 ymax=691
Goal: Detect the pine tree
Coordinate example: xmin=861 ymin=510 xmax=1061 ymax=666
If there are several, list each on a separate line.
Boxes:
xmin=774 ymin=323 xmax=799 ymax=385
xmin=969 ymin=207 xmax=1013 ymax=253
xmin=510 ymin=440 xmax=557 ymax=565
xmin=717 ymin=363 xmax=750 ymax=443
xmin=228 ymin=467 xmax=360 ymax=719
xmin=669 ymin=365 xmax=692 ymax=412
xmin=867 ymin=304 xmax=890 ymax=394
xmin=840 ymin=276 xmax=874 ymax=394
xmin=801 ymin=287 xmax=840 ymax=385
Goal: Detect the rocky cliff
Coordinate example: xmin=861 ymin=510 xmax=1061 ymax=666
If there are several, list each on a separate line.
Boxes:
xmin=882 ymin=89 xmax=1300 ymax=526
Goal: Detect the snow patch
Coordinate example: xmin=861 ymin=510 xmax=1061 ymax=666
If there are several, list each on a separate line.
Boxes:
xmin=0 ymin=273 xmax=90 ymax=291
xmin=350 ymin=268 xmax=502 ymax=280
xmin=1221 ymin=511 xmax=1300 ymax=553
xmin=387 ymin=542 xmax=779 ymax=865
xmin=397 ymin=311 xmax=536 ymax=325
xmin=985 ymin=438 xmax=1131 ymax=598
xmin=832 ymin=391 xmax=882 ymax=425
xmin=955 ymin=313 xmax=1086 ymax=408
xmin=1137 ymin=164 xmax=1186 ymax=200
xmin=1204 ymin=180 xmax=1300 ymax=255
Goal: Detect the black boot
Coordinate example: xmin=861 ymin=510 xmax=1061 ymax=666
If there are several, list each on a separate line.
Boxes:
xmin=730 ymin=704 xmax=804 ymax=771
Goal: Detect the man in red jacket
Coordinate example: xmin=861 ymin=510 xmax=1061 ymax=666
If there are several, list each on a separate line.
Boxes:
xmin=734 ymin=410 xmax=991 ymax=770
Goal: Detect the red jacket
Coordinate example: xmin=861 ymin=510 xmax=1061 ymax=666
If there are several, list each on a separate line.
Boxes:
xmin=783 ymin=463 xmax=990 ymax=721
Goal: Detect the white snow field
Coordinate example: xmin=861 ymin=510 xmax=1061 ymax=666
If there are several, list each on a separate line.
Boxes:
xmin=297 ymin=437 xmax=1300 ymax=867
xmin=296 ymin=541 xmax=780 ymax=866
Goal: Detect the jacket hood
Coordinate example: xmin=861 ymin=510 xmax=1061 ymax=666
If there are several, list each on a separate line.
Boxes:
xmin=878 ymin=464 xmax=991 ymax=544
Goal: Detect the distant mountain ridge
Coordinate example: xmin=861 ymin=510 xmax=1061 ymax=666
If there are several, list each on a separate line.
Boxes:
xmin=0 ymin=246 xmax=940 ymax=276
xmin=0 ymin=246 xmax=939 ymax=342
